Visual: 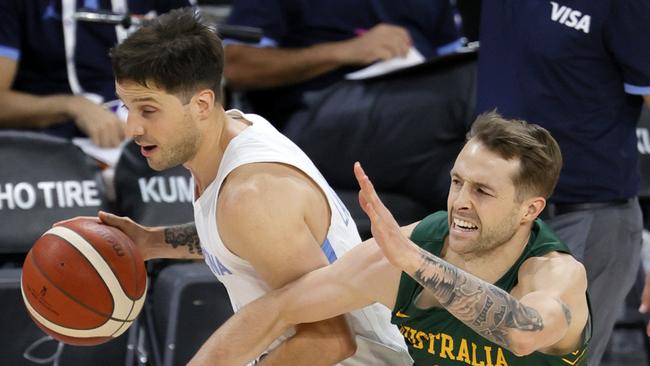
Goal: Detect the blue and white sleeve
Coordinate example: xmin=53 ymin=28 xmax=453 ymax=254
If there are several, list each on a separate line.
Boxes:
xmin=605 ymin=1 xmax=650 ymax=96
xmin=0 ymin=0 xmax=21 ymax=61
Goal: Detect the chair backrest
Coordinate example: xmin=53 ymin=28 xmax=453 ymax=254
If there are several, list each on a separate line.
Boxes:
xmin=0 ymin=131 xmax=109 ymax=256
xmin=113 ymin=140 xmax=194 ymax=226
xmin=0 ymin=267 xmax=133 ymax=366
xmin=152 ymin=262 xmax=233 ymax=366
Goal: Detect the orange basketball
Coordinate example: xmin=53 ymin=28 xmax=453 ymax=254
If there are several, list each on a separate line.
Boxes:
xmin=20 ymin=217 xmax=147 ymax=346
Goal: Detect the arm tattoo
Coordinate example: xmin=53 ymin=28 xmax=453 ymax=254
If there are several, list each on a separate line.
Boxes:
xmin=164 ymin=223 xmax=202 ymax=256
xmin=413 ymin=251 xmax=543 ymax=350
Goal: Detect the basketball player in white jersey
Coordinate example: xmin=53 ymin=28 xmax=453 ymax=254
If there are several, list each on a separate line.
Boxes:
xmin=98 ymin=8 xmax=411 ymax=365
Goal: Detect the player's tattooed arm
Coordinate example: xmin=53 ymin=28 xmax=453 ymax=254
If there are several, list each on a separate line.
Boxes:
xmin=164 ymin=222 xmax=203 ymax=256
xmin=412 ymin=251 xmax=546 ymax=350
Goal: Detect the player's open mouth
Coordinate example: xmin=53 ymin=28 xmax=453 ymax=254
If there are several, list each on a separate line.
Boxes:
xmin=453 ymin=218 xmax=478 ymax=232
xmin=141 ymin=145 xmax=157 ymax=157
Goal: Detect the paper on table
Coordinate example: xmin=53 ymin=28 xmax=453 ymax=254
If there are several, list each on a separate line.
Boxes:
xmin=345 ymin=47 xmax=425 ymax=80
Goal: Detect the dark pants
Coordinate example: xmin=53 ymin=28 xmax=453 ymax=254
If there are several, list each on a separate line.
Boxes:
xmin=283 ymin=60 xmax=477 ymax=211
xmin=543 ymin=198 xmax=643 ymax=365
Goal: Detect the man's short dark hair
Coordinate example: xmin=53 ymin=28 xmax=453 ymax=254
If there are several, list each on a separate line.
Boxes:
xmin=467 ymin=111 xmax=563 ymax=200
xmin=110 ymin=7 xmax=223 ymax=103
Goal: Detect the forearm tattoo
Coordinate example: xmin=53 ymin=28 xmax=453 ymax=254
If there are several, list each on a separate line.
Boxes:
xmin=413 ymin=251 xmax=543 ymax=350
xmin=164 ymin=223 xmax=202 ymax=256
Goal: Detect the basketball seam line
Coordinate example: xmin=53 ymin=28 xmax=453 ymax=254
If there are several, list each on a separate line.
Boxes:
xmin=116 ymin=227 xmax=146 ymax=297
xmin=43 ymin=226 xmax=138 ymax=322
xmin=68 ymin=227 xmax=140 ymax=301
xmin=42 ymin=232 xmax=118 ymax=314
xmin=29 ymin=249 xmax=115 ymax=325
xmin=46 ymin=226 xmax=145 ymax=321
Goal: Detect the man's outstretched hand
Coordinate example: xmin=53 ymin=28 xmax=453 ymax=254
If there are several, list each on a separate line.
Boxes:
xmin=354 ymin=162 xmax=415 ymax=270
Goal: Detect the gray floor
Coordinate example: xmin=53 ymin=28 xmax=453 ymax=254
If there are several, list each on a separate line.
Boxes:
xmin=602 ymin=327 xmax=649 ymax=366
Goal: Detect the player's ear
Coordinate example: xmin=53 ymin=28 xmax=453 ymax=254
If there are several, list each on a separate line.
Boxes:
xmin=521 ymin=196 xmax=545 ymax=223
xmin=192 ymin=89 xmax=215 ymax=118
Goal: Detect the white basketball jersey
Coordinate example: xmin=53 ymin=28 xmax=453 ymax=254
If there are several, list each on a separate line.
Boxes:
xmin=193 ymin=110 xmax=410 ymax=365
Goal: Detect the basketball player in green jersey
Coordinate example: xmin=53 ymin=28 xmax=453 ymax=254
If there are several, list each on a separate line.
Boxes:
xmin=194 ymin=112 xmax=591 ymax=366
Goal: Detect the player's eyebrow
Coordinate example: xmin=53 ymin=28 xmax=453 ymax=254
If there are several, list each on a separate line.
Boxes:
xmin=450 ymin=171 xmax=497 ymax=193
xmin=132 ymin=96 xmax=159 ymax=103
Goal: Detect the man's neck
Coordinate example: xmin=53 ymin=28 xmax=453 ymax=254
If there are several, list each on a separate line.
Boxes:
xmin=444 ymin=228 xmax=532 ymax=285
xmin=187 ymin=109 xmax=247 ymax=197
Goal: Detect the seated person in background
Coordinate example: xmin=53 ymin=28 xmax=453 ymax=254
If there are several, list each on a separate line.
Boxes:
xmin=224 ymin=0 xmax=476 ymax=211
xmin=193 ymin=112 xmax=592 ymax=366
xmin=0 ymin=0 xmax=190 ymax=147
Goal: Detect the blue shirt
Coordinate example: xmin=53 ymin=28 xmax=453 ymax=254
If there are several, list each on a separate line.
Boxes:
xmin=226 ymin=0 xmax=463 ymax=127
xmin=477 ymin=0 xmax=650 ymax=203
xmin=0 ymin=0 xmax=189 ymax=138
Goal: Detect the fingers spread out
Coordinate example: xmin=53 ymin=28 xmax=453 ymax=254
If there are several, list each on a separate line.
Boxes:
xmin=354 ymin=162 xmax=374 ymax=205
xmin=354 ymin=162 xmax=403 ymax=234
xmin=357 ymin=190 xmax=366 ymax=213
xmin=354 ymin=162 xmax=390 ymax=227
xmin=354 ymin=162 xmax=375 ymax=196
xmin=353 ymin=161 xmax=365 ymax=183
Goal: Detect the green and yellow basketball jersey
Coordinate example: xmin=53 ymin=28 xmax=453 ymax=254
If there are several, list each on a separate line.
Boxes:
xmin=391 ymin=211 xmax=591 ymax=366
